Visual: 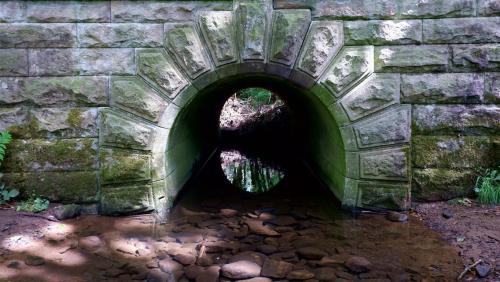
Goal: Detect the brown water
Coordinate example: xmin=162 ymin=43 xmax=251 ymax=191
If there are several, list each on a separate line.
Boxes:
xmin=0 ymin=152 xmax=466 ymax=281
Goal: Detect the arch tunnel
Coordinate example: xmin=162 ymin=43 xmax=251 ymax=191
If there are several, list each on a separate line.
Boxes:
xmin=98 ymin=1 xmax=411 ymax=215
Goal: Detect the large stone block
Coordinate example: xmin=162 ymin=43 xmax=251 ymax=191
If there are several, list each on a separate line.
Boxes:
xmin=137 ymin=50 xmax=188 ymax=99
xmin=101 ymin=184 xmax=153 ymax=215
xmin=0 ymin=1 xmax=26 ymax=23
xmin=412 ymin=136 xmax=499 ymax=169
xmin=78 ymin=48 xmax=135 ymax=75
xmin=413 ymin=168 xmax=477 ymax=201
xmin=478 ymin=0 xmax=500 ymax=16
xmin=78 ymin=23 xmax=163 ymax=47
xmin=99 ymin=110 xmax=154 ymax=151
xmin=110 ymin=77 xmax=168 ymax=123
xmin=398 ymin=0 xmax=476 ymax=18
xmin=401 ymin=73 xmax=484 ymax=104
xmin=198 ymin=11 xmax=238 ymax=66
xmin=297 ymin=21 xmax=343 ymax=78
xmin=111 ymin=1 xmax=232 ymax=23
xmin=1 ymin=171 xmax=98 ymax=203
xmin=164 ymin=23 xmax=212 ymax=79
xmin=344 ymin=20 xmax=422 ymax=45
xmin=0 ymin=49 xmax=27 ymax=76
xmin=321 ymin=46 xmax=373 ymax=97
xmin=452 ymin=44 xmax=500 ymax=71
xmin=270 ymin=10 xmax=311 ymax=66
xmin=485 ymin=73 xmax=500 ymax=103
xmin=100 ymin=148 xmax=151 ymax=185
xmin=29 ymin=48 xmax=78 ymax=76
xmin=29 ymin=108 xmax=98 ymax=139
xmin=0 ymin=108 xmax=29 ymax=138
xmin=0 ymin=76 xmax=108 ymax=106
xmin=412 ymin=105 xmax=500 ymax=135
xmin=26 ymin=1 xmax=110 ymax=23
xmin=357 ymin=181 xmax=410 ymax=210
xmin=0 ymin=23 xmax=76 ymax=47
xmin=358 ymin=147 xmax=409 ymax=181
xmin=375 ymin=45 xmax=449 ymax=72
xmin=2 ymin=138 xmax=98 ymax=172
xmin=423 ymin=18 xmax=500 ymax=44
xmin=235 ymin=1 xmax=270 ymax=61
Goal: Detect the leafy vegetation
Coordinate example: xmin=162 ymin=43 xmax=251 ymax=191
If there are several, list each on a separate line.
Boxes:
xmin=447 ymin=197 xmax=472 ymax=207
xmin=236 ymin=88 xmax=276 ymax=110
xmin=17 ymin=191 xmax=50 ymax=213
xmin=0 ymin=131 xmax=12 ymax=166
xmin=474 ymin=167 xmax=500 ymax=205
xmin=0 ymin=183 xmax=19 ymax=205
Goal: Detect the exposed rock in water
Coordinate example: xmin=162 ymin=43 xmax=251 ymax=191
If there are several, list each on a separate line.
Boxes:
xmin=345 ymin=256 xmax=372 ymax=273
xmin=475 ymin=263 xmax=491 ymax=278
xmin=261 ymin=259 xmax=293 ymax=278
xmin=386 ymin=211 xmax=408 ymax=222
xmin=442 ymin=208 xmax=453 ymax=219
xmin=53 ymin=204 xmax=81 ymax=220
xmin=24 ymin=255 xmax=45 ymax=266
xmin=78 ymin=235 xmax=103 ymax=252
xmin=221 ymin=261 xmax=262 ymax=279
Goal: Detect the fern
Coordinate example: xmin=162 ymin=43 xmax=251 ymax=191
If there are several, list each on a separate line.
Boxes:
xmin=0 ymin=131 xmax=12 ymax=166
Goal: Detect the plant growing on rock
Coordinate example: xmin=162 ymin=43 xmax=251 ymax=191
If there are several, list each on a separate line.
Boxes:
xmin=474 ymin=167 xmax=500 ymax=205
xmin=0 ymin=130 xmax=12 ymax=166
xmin=17 ymin=191 xmax=50 ymax=213
xmin=0 ymin=131 xmax=18 ymax=205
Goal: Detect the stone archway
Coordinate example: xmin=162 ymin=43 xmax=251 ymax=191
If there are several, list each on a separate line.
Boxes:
xmin=98 ymin=0 xmax=410 ymax=215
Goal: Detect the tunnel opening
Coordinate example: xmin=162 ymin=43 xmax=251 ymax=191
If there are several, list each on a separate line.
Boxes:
xmin=166 ymin=74 xmax=346 ymax=209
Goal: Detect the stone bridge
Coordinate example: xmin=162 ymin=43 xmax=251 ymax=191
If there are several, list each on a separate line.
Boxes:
xmin=0 ymin=0 xmax=498 ymax=215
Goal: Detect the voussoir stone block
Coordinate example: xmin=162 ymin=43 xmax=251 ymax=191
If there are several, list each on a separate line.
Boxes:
xmin=0 ymin=49 xmax=27 ymax=76
xmin=452 ymin=44 xmax=500 ymax=71
xmin=101 ymin=184 xmax=153 ymax=215
xmin=344 ymin=20 xmax=422 ymax=45
xmin=412 ymin=105 xmax=500 ymax=135
xmin=27 ymin=1 xmax=110 ymax=23
xmin=137 ymin=50 xmax=188 ymax=99
xmin=401 ymin=73 xmax=484 ymax=104
xmin=478 ymin=0 xmax=500 ymax=16
xmin=359 ymin=147 xmax=409 ymax=181
xmin=198 ymin=11 xmax=238 ymax=66
xmin=357 ymin=181 xmax=410 ymax=210
xmin=321 ymin=46 xmax=374 ymax=97
xmin=375 ymin=45 xmax=449 ymax=72
xmin=0 ymin=23 xmax=76 ymax=48
xmin=423 ymin=18 xmax=500 ymax=44
xmin=110 ymin=77 xmax=168 ymax=123
xmin=399 ymin=0 xmax=476 ymax=18
xmin=0 ymin=76 xmax=108 ymax=106
xmin=99 ymin=110 xmax=154 ymax=151
xmin=269 ymin=9 xmax=311 ymax=66
xmin=164 ymin=23 xmax=212 ymax=79
xmin=297 ymin=21 xmax=343 ymax=78
xmin=485 ymin=73 xmax=500 ymax=103
xmin=78 ymin=23 xmax=163 ymax=47
xmin=100 ymin=148 xmax=151 ymax=185
xmin=235 ymin=1 xmax=270 ymax=61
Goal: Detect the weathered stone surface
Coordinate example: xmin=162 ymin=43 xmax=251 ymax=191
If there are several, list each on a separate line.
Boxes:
xmin=111 ymin=1 xmax=231 ymax=23
xmin=340 ymin=73 xmax=399 ymax=122
xmin=399 ymin=0 xmax=476 ymax=18
xmin=2 ymin=138 xmax=98 ymax=172
xmin=452 ymin=44 xmax=500 ymax=71
xmin=100 ymin=148 xmax=151 ymax=185
xmin=101 ymin=184 xmax=153 ymax=215
xmin=412 ymin=168 xmax=477 ymax=201
xmin=298 ymin=21 xmax=343 ymax=78
xmin=375 ymin=45 xmax=449 ymax=72
xmin=29 ymin=108 xmax=98 ymax=139
xmin=358 ymin=147 xmax=409 ymax=180
xmin=485 ymin=73 xmax=500 ymax=103
xmin=99 ymin=110 xmax=154 ymax=151
xmin=0 ymin=49 xmax=27 ymax=76
xmin=26 ymin=1 xmax=110 ymax=23
xmin=236 ymin=1 xmax=269 ymax=61
xmin=0 ymin=77 xmax=108 ymax=106
xmin=164 ymin=23 xmax=211 ymax=79
xmin=137 ymin=50 xmax=188 ymax=99
xmin=345 ymin=20 xmax=422 ymax=45
xmin=348 ymin=106 xmax=410 ymax=149
xmin=322 ymin=46 xmax=373 ymax=97
xmin=423 ymin=18 xmax=500 ymax=44
xmin=412 ymin=136 xmax=499 ymax=169
xmin=478 ymin=0 xmax=500 ymax=16
xmin=78 ymin=23 xmax=163 ymax=47
xmin=79 ymin=48 xmax=135 ymax=75
xmin=412 ymin=105 xmax=500 ymax=135
xmin=270 ymin=10 xmax=311 ymax=66
xmin=357 ymin=181 xmax=410 ymax=210
xmin=0 ymin=108 xmax=29 ymax=137
xmin=401 ymin=73 xmax=484 ymax=104
xmin=0 ymin=1 xmax=26 ymax=23
xmin=221 ymin=261 xmax=261 ymax=279
xmin=29 ymin=49 xmax=78 ymax=76
xmin=111 ymin=77 xmax=168 ymax=123
xmin=261 ymin=259 xmax=293 ymax=279
xmin=198 ymin=11 xmax=237 ymax=66
xmin=1 ymin=171 xmax=98 ymax=203
xmin=0 ymin=23 xmax=75 ymax=47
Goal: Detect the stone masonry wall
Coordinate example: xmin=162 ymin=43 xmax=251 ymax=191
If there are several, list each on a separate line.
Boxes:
xmin=0 ymin=0 xmax=499 ymax=212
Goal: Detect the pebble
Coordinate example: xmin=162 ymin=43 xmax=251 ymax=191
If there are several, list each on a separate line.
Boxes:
xmin=442 ymin=208 xmax=454 ymax=219
xmin=287 ymin=269 xmax=315 ymax=280
xmin=245 ymin=219 xmax=280 ymax=237
xmin=296 ymin=246 xmax=328 ymax=260
xmin=52 ymin=204 xmax=81 ymax=220
xmin=475 ymin=263 xmax=491 ymax=278
xmin=221 ymin=261 xmax=262 ymax=279
xmin=261 ymin=259 xmax=293 ymax=278
xmin=345 ymin=256 xmax=372 ymax=273
xmin=386 ymin=211 xmax=408 ymax=222
xmin=24 ymin=255 xmax=45 ymax=266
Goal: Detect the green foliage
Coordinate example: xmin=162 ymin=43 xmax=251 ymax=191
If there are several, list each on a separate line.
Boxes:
xmin=447 ymin=197 xmax=472 ymax=207
xmin=474 ymin=167 xmax=500 ymax=205
xmin=0 ymin=131 xmax=12 ymax=167
xmin=236 ymin=88 xmax=274 ymax=109
xmin=0 ymin=183 xmax=19 ymax=204
xmin=17 ymin=192 xmax=50 ymax=213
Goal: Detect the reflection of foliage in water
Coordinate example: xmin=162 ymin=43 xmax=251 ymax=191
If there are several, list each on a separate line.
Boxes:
xmin=221 ymin=150 xmax=284 ymax=193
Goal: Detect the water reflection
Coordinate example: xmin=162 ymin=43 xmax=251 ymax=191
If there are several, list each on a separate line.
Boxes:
xmin=220 ymin=149 xmax=285 ymax=193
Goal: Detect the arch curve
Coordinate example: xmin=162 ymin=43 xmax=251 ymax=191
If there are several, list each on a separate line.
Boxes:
xmin=98 ymin=0 xmax=410 ymax=215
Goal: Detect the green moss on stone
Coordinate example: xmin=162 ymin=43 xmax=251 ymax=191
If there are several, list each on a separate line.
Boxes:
xmin=413 ymin=168 xmax=477 ymax=201
xmin=67 ymin=108 xmax=84 ymax=127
